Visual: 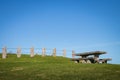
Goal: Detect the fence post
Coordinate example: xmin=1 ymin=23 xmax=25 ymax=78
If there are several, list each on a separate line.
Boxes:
xmin=30 ymin=47 xmax=34 ymax=57
xmin=53 ymin=48 xmax=56 ymax=57
xmin=63 ymin=49 xmax=66 ymax=57
xmin=2 ymin=47 xmax=7 ymax=59
xmin=42 ymin=48 xmax=46 ymax=57
xmin=17 ymin=47 xmax=21 ymax=58
xmin=72 ymin=50 xmax=75 ymax=58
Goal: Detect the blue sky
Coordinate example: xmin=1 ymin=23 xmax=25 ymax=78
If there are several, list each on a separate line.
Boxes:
xmin=0 ymin=0 xmax=120 ymax=64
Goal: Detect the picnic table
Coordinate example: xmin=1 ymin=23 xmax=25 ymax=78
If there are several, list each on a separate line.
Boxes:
xmin=71 ymin=51 xmax=112 ymax=64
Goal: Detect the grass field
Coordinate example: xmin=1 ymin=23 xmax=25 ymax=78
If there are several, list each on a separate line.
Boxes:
xmin=0 ymin=54 xmax=120 ymax=80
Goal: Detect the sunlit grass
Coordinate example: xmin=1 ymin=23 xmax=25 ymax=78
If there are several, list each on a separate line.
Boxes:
xmin=0 ymin=54 xmax=120 ymax=80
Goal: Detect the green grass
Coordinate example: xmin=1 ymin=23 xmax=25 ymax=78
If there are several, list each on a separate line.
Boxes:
xmin=0 ymin=54 xmax=120 ymax=80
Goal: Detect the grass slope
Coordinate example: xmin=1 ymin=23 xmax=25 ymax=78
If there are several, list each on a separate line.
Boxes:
xmin=0 ymin=54 xmax=120 ymax=80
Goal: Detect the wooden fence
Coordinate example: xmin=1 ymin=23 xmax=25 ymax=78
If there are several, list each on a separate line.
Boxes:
xmin=0 ymin=47 xmax=72 ymax=59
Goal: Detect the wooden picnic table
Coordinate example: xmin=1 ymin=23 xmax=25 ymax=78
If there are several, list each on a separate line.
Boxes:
xmin=71 ymin=51 xmax=111 ymax=64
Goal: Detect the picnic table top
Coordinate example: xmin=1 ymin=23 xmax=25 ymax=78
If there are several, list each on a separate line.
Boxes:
xmin=75 ymin=51 xmax=106 ymax=56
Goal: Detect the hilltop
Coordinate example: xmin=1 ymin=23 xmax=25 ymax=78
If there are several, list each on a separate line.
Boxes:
xmin=0 ymin=54 xmax=120 ymax=80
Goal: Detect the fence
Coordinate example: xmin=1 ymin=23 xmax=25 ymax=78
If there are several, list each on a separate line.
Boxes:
xmin=0 ymin=47 xmax=75 ymax=59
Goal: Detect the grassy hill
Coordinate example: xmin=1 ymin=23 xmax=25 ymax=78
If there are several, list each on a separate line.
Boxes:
xmin=0 ymin=54 xmax=120 ymax=80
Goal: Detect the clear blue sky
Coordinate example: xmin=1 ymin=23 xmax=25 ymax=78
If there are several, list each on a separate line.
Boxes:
xmin=0 ymin=0 xmax=120 ymax=64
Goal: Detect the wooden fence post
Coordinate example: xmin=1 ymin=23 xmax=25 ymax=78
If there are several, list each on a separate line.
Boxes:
xmin=53 ymin=48 xmax=56 ymax=57
xmin=2 ymin=47 xmax=7 ymax=59
xmin=63 ymin=49 xmax=66 ymax=57
xmin=17 ymin=47 xmax=21 ymax=58
xmin=30 ymin=47 xmax=34 ymax=57
xmin=42 ymin=48 xmax=46 ymax=57
xmin=72 ymin=50 xmax=75 ymax=58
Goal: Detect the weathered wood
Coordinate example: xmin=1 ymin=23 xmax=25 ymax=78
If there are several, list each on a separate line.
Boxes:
xmin=94 ymin=54 xmax=99 ymax=63
xmin=63 ymin=49 xmax=66 ymax=57
xmin=74 ymin=61 xmax=79 ymax=63
xmin=2 ymin=47 xmax=7 ymax=59
xmin=71 ymin=57 xmax=112 ymax=64
xmin=86 ymin=60 xmax=91 ymax=64
xmin=42 ymin=48 xmax=46 ymax=57
xmin=53 ymin=48 xmax=56 ymax=57
xmin=17 ymin=47 xmax=21 ymax=58
xmin=80 ymin=60 xmax=86 ymax=63
xmin=101 ymin=58 xmax=112 ymax=61
xmin=72 ymin=50 xmax=75 ymax=58
xmin=99 ymin=58 xmax=112 ymax=63
xmin=75 ymin=51 xmax=106 ymax=56
xmin=71 ymin=57 xmax=94 ymax=61
xmin=30 ymin=47 xmax=34 ymax=57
